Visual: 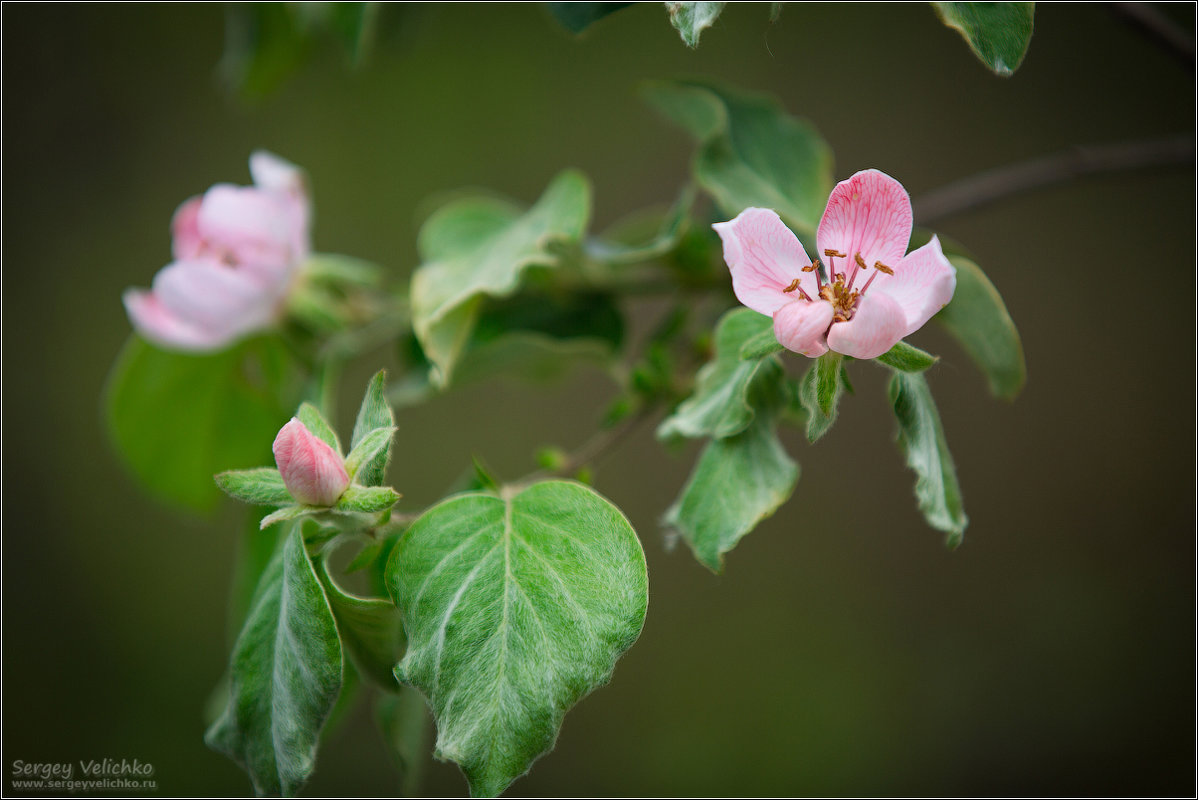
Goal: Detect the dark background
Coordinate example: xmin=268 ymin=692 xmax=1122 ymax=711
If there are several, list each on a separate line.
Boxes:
xmin=3 ymin=3 xmax=1194 ymax=796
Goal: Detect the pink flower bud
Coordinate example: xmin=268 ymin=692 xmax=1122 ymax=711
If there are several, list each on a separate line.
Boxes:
xmin=272 ymin=418 xmax=350 ymax=507
xmin=123 ymin=151 xmax=311 ymax=352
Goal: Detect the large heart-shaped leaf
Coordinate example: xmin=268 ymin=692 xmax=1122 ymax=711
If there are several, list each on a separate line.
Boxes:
xmin=386 ymin=481 xmax=648 ymax=796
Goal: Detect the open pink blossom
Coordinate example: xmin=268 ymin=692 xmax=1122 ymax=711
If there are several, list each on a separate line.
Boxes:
xmin=123 ymin=150 xmax=311 ymax=352
xmin=713 ymin=169 xmax=956 ymax=360
xmin=272 ymin=418 xmax=350 ymax=506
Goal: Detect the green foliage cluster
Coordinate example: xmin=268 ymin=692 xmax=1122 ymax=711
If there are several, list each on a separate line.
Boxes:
xmin=105 ymin=5 xmax=1033 ymax=796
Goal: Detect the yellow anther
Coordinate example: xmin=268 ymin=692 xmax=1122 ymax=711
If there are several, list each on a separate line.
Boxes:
xmin=783 ymin=278 xmax=802 ymax=293
xmin=824 ymin=249 xmax=847 ymax=258
xmin=801 ymin=262 xmax=819 ymax=273
xmin=873 ymin=261 xmax=894 ymax=275
xmin=854 ymin=253 xmax=867 ymax=269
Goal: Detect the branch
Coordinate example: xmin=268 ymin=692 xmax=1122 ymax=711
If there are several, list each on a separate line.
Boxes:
xmin=913 ymin=136 xmax=1194 ymax=226
xmin=1111 ymin=3 xmax=1195 ymax=64
xmin=518 ymin=406 xmax=654 ymax=486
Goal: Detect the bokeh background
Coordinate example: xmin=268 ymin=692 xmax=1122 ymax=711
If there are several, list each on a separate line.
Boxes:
xmin=3 ymin=3 xmax=1194 ymax=796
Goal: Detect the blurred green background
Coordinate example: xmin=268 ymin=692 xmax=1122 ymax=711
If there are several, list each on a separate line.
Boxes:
xmin=2 ymin=3 xmax=1194 ymax=796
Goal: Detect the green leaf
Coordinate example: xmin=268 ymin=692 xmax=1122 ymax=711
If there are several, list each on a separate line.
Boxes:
xmin=350 ymin=370 xmax=396 ymax=486
xmin=547 ymin=2 xmax=633 ymax=33
xmin=215 ymin=468 xmax=292 ymax=506
xmin=887 ymin=372 xmax=968 ymax=546
xmin=935 ymin=255 xmax=1026 ymax=400
xmin=345 ymin=427 xmax=396 ymax=482
xmin=386 ymin=481 xmax=648 ymax=797
xmin=105 ymin=336 xmax=298 ymax=512
xmin=585 ymin=185 xmax=695 ymax=265
xmin=220 ymin=4 xmax=313 ymax=99
xmin=410 ymin=171 xmax=592 ymax=387
xmin=297 ymin=402 xmax=341 ymax=453
xmin=658 ymin=308 xmax=782 ymax=440
xmin=206 ymin=526 xmax=343 ymax=796
xmin=377 ymin=688 xmax=431 ymax=797
xmin=797 ymin=352 xmax=844 ymax=443
xmin=316 ymin=556 xmax=403 ymax=690
xmin=932 ymin=2 xmax=1035 ymax=76
xmin=664 ymin=414 xmax=798 ymax=573
xmin=642 ymin=80 xmax=834 ymax=236
xmin=739 ymin=325 xmax=784 ymax=360
xmin=315 ymin=2 xmax=378 ymax=65
xmin=667 ymin=2 xmax=727 ymax=47
xmin=335 ymin=485 xmax=401 ymax=514
xmin=876 ymin=340 xmax=939 ymax=373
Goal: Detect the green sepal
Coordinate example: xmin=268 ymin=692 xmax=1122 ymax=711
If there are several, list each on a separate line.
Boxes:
xmin=888 ymin=371 xmax=968 ymax=546
xmin=876 ymin=340 xmax=939 ymax=373
xmin=350 ymin=370 xmax=395 ymax=486
xmin=334 ymin=485 xmax=401 ymax=514
xmin=345 ymin=427 xmax=397 ymax=482
xmin=297 ymin=402 xmax=341 ymax=454
xmin=260 ymin=505 xmax=314 ymax=530
xmin=215 ymin=468 xmax=293 ymax=506
xmin=303 ymin=253 xmax=385 ymax=288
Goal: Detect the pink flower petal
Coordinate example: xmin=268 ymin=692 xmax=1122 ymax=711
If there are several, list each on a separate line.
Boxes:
xmin=826 ymin=291 xmax=907 ymax=360
xmin=151 ymin=259 xmax=281 ymax=337
xmin=122 ymin=288 xmax=237 ymax=352
xmin=714 ymin=208 xmax=817 ymax=316
xmin=196 ymin=184 xmax=295 ymax=269
xmin=872 ymin=235 xmax=957 ymax=337
xmin=273 ymin=418 xmax=350 ymax=506
xmin=816 ymin=169 xmax=913 ymax=286
xmin=171 ymin=197 xmax=205 ymax=261
xmin=773 ymin=299 xmax=833 ymax=357
xmin=250 ymin=150 xmax=311 ymax=261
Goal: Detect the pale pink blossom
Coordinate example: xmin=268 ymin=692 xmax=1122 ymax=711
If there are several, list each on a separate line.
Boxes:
xmin=713 ymin=169 xmax=956 ymax=360
xmin=272 ymin=418 xmax=350 ymax=506
xmin=123 ymin=151 xmax=311 ymax=352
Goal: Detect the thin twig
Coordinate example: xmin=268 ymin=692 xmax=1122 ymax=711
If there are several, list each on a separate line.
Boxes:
xmin=1111 ymin=2 xmax=1195 ymax=63
xmin=913 ymin=136 xmax=1194 ymax=226
xmin=516 ymin=407 xmax=655 ymax=487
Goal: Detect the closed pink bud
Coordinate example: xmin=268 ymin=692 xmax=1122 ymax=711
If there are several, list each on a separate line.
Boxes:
xmin=272 ymin=418 xmax=350 ymax=507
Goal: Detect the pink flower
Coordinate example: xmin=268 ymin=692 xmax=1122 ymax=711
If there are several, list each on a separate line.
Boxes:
xmin=713 ymin=169 xmax=956 ymax=360
xmin=272 ymin=418 xmax=350 ymax=506
xmin=122 ymin=151 xmax=311 ymax=352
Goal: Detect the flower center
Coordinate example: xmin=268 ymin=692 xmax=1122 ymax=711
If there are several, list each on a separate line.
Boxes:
xmin=783 ymin=249 xmax=894 ymax=323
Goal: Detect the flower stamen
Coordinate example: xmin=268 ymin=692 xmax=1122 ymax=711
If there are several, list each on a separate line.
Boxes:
xmin=802 ymin=260 xmax=824 ymax=291
xmin=859 ymin=260 xmax=894 ymax=295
